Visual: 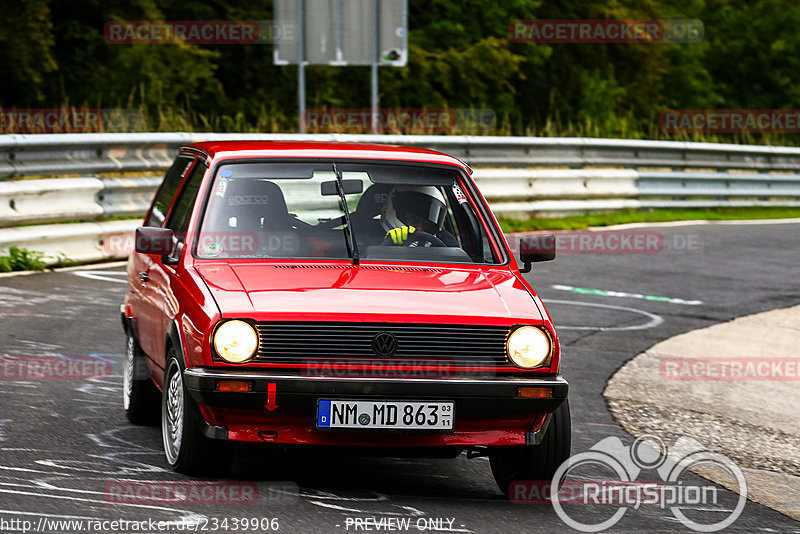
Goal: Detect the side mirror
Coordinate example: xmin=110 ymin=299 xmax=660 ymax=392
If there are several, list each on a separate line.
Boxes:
xmin=321 ymin=179 xmax=364 ymax=196
xmin=135 ymin=227 xmax=174 ymax=256
xmin=519 ymin=234 xmax=556 ymax=273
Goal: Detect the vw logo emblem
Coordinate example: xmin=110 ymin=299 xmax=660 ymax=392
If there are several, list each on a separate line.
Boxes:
xmin=372 ymin=332 xmax=398 ymax=356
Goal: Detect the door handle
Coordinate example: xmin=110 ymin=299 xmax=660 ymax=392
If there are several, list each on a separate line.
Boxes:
xmin=138 ymin=271 xmax=149 ymax=283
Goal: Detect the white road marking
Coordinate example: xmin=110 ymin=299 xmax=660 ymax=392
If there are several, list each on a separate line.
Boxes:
xmin=301 ymin=489 xmax=390 ymax=502
xmin=0 ymin=510 xmax=101 ymax=520
xmin=309 ymin=500 xmax=425 ymax=517
xmin=0 ymin=486 xmax=208 ymax=517
xmin=72 ymin=270 xmax=128 ymax=284
xmin=0 ymin=420 xmax=10 ymax=441
xmin=0 ymin=465 xmax=52 ymax=474
xmin=546 ymin=299 xmax=664 ymax=331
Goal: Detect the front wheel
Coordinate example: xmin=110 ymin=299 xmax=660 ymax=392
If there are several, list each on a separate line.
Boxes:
xmin=489 ymin=399 xmax=572 ymax=496
xmin=123 ymin=333 xmax=159 ymax=425
xmin=162 ymin=351 xmax=231 ymax=475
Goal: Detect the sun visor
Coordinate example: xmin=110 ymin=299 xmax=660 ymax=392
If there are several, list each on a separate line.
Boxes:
xmin=343 ymin=164 xmax=457 ymax=186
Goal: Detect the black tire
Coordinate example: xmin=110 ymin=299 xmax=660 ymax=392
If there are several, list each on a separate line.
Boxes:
xmin=161 ymin=350 xmax=231 ymax=475
xmin=123 ymin=333 xmax=160 ymax=425
xmin=489 ymin=399 xmax=572 ymax=497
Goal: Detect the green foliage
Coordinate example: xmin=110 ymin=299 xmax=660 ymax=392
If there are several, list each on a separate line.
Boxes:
xmin=0 ymin=0 xmax=57 ymax=102
xmin=0 ymin=247 xmax=48 ymax=272
xmin=497 ymin=207 xmax=800 ymax=232
xmin=2 ymin=0 xmax=800 ymax=141
xmin=52 ymin=252 xmax=78 ymax=268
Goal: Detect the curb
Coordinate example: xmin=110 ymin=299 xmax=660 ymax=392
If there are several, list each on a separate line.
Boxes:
xmin=604 ymin=305 xmax=800 ymax=521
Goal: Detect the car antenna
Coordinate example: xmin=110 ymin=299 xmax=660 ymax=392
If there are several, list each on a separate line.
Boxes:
xmin=332 ymin=162 xmax=360 ymax=265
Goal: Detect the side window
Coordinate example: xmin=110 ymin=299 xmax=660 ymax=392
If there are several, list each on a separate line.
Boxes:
xmin=165 ymin=161 xmax=207 ymax=243
xmin=145 ymin=155 xmax=194 ymax=227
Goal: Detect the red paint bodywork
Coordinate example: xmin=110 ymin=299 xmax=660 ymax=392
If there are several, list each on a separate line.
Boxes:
xmin=124 ymin=141 xmax=563 ymax=447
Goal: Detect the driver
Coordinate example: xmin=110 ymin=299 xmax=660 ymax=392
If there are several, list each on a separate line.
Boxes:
xmin=381 ymin=185 xmax=459 ymax=246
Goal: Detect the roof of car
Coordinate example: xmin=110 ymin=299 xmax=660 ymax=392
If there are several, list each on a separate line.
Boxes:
xmin=183 ymin=140 xmax=468 ymax=169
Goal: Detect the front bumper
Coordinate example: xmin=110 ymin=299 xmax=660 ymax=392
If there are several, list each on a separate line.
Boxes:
xmin=184 ymin=369 xmax=568 ymax=447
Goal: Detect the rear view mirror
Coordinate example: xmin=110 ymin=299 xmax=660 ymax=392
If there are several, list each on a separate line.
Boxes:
xmin=321 ymin=179 xmax=364 ymax=196
xmin=519 ymin=234 xmax=556 ymax=273
xmin=135 ymin=227 xmax=174 ymax=256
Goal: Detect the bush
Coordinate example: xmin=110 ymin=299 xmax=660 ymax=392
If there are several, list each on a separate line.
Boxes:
xmin=0 ymin=247 xmax=48 ymax=272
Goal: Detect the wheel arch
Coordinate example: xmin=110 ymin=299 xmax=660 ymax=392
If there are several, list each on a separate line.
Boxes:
xmin=165 ymin=319 xmax=188 ymax=370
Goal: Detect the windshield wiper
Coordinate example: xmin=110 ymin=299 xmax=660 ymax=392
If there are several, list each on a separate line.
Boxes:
xmin=332 ymin=163 xmax=360 ymax=265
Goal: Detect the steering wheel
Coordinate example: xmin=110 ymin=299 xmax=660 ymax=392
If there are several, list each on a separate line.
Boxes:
xmin=381 ymin=230 xmax=446 ymax=247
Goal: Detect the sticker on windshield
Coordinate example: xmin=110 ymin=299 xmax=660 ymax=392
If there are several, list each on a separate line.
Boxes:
xmin=452 ymin=184 xmax=468 ymax=204
xmin=215 ymin=178 xmax=228 ymax=198
xmin=200 ymin=242 xmax=223 ymax=257
xmin=228 ymin=194 xmax=270 ymax=206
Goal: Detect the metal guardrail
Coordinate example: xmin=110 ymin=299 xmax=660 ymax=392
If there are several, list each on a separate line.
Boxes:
xmin=1 ymin=133 xmax=800 ymax=266
xmin=7 ymin=132 xmax=800 ymax=178
xmin=0 ymin=177 xmax=162 ymax=228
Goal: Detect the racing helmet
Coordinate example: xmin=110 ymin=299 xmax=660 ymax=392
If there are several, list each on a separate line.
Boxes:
xmin=381 ymin=185 xmax=447 ymax=232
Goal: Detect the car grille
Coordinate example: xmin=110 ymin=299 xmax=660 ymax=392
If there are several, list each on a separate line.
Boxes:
xmin=251 ymin=322 xmax=510 ymax=367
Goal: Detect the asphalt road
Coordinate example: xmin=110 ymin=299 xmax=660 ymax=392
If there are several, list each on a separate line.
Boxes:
xmin=1 ymin=222 xmax=799 ymax=533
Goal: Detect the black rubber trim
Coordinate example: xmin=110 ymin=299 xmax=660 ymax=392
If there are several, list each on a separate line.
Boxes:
xmin=183 ymin=369 xmax=568 ymax=416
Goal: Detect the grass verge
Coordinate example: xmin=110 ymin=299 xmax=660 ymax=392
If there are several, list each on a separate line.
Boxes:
xmin=497 ymin=207 xmax=800 ymax=232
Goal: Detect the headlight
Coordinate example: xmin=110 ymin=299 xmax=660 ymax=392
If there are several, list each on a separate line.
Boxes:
xmin=213 ymin=320 xmax=258 ymax=363
xmin=506 ymin=326 xmax=552 ymax=369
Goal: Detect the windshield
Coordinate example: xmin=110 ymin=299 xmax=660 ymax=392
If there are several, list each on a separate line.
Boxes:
xmin=195 ymin=162 xmax=500 ymax=264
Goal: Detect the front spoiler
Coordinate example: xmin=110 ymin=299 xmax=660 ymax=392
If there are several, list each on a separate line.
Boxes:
xmin=183 ymin=369 xmax=568 ymax=446
xmin=184 ymin=368 xmax=567 ymax=414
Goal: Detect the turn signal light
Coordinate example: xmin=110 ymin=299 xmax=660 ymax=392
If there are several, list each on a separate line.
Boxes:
xmin=516 ymin=387 xmax=553 ymax=398
xmin=216 ymin=380 xmax=254 ymax=392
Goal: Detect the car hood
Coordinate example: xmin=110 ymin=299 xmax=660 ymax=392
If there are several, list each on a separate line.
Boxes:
xmin=195 ymin=262 xmax=543 ymax=325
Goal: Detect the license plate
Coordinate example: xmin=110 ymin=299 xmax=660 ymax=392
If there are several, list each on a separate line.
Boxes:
xmin=316 ymin=400 xmax=454 ymax=430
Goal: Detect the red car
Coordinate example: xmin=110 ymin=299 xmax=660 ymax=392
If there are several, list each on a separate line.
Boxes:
xmin=121 ymin=141 xmax=569 ymax=494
